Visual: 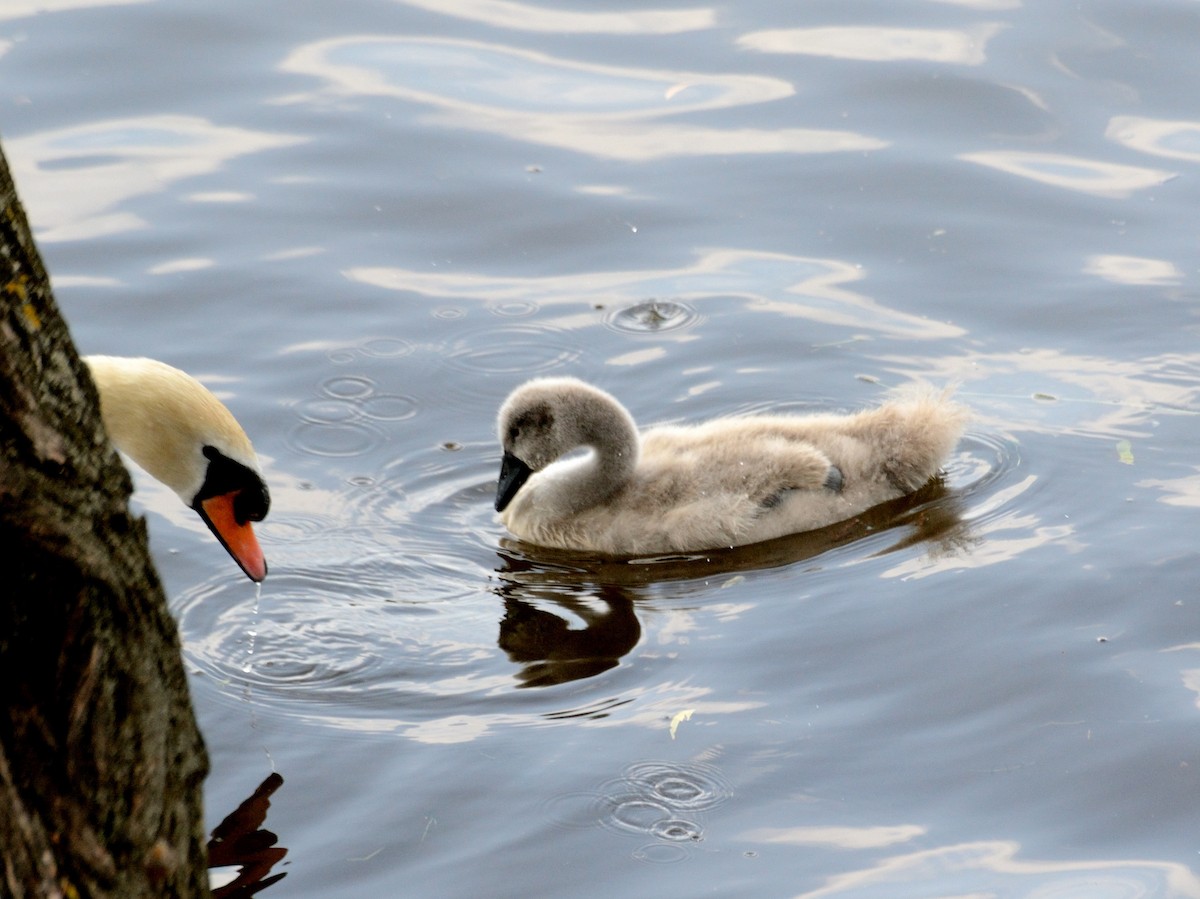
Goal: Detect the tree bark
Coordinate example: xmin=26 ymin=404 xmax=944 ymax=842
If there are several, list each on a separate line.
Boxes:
xmin=0 ymin=141 xmax=210 ymax=896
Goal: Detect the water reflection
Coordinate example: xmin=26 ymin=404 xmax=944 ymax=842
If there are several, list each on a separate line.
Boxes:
xmin=493 ymin=478 xmax=969 ymax=685
xmin=744 ymin=823 xmax=925 ymax=849
xmin=0 ymin=0 xmax=148 ymax=22
xmin=1107 ymin=116 xmax=1200 ymax=163
xmin=346 ymin=248 xmax=964 ymax=340
xmin=500 ymin=478 xmax=962 ymax=583
xmin=1140 ymin=468 xmax=1200 ymax=509
xmin=496 ymin=570 xmax=641 ymax=688
xmin=930 ymin=0 xmax=1020 ymax=8
xmin=208 ymin=773 xmax=288 ymax=898
xmin=884 ymin=348 xmax=1200 ymax=439
xmin=759 ymin=837 xmax=1200 ymax=897
xmin=959 ymin=149 xmax=1174 ymax=198
xmin=738 ymin=24 xmax=1005 ymax=65
xmin=279 ymin=36 xmax=886 ymax=161
xmin=282 ymin=36 xmax=789 ymax=116
xmin=390 ymin=0 xmax=715 ymax=35
xmin=6 ymin=115 xmax=302 ymax=242
xmin=1085 ymin=254 xmax=1183 ymax=287
xmin=882 ymin=474 xmax=1078 ymax=579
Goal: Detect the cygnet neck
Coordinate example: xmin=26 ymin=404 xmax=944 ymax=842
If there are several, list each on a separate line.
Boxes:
xmin=555 ymin=392 xmax=640 ymax=512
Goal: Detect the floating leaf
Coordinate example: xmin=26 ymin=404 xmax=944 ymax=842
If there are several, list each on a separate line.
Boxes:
xmin=669 ymin=709 xmax=695 ymax=740
xmin=1116 ymin=439 xmax=1134 ymax=465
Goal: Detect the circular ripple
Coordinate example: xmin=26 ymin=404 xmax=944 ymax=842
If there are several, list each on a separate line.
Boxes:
xmin=591 ymin=758 xmax=732 ymax=841
xmin=606 ymin=299 xmax=700 ymax=334
xmin=444 ymin=324 xmax=580 ymax=375
xmin=360 ymin=337 xmax=415 ymax=358
xmin=621 ymin=759 xmax=733 ymax=812
xmin=360 ymin=393 xmax=419 ymax=422
xmin=287 ymin=420 xmax=385 ymax=457
xmin=322 ymin=375 xmax=376 ymax=399
xmin=632 ymin=842 xmax=689 ymax=864
xmin=258 ymin=508 xmax=344 ymax=544
xmin=600 ymin=797 xmax=674 ymax=836
xmin=947 ymin=429 xmax=1021 ymax=495
xmin=539 ymin=758 xmax=731 ymax=854
xmin=541 ymin=791 xmax=606 ymax=831
xmin=176 ymin=556 xmax=498 ymax=718
xmin=346 ymin=448 xmax=497 ymax=541
xmin=178 ymin=563 xmax=398 ymax=693
xmin=293 ymin=397 xmax=361 ymax=424
xmin=175 ymin=444 xmax=507 ymax=730
xmin=651 ymin=819 xmax=703 ymax=842
xmin=488 ymin=300 xmax=539 ymax=317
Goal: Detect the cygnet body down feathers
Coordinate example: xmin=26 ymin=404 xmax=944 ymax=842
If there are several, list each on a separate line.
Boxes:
xmin=495 ymin=377 xmax=967 ymax=555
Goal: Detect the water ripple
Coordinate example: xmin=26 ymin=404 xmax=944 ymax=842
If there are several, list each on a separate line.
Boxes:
xmin=174 ymin=447 xmax=506 ymax=730
xmin=488 ymin=300 xmax=539 ymax=317
xmin=287 ymin=420 xmax=384 ymax=457
xmin=280 ymin=36 xmax=886 ymax=162
xmin=537 ymin=758 xmax=732 ymax=860
xmin=947 ymin=429 xmax=1022 ymax=504
xmin=323 ymin=375 xmax=375 ymax=399
xmin=359 ymin=337 xmax=415 ymax=358
xmin=286 ymin=372 xmax=422 ymax=458
xmin=444 ymin=324 xmax=580 ymax=375
xmin=632 ymin=842 xmax=690 ymax=864
xmin=616 ymin=759 xmax=734 ymax=812
xmin=542 ymin=758 xmax=729 ymax=849
xmin=605 ymin=299 xmax=700 ymax=334
xmin=360 ymin=393 xmax=419 ymax=422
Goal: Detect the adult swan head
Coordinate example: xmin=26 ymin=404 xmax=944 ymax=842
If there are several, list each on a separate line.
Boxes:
xmin=84 ymin=355 xmax=270 ymax=582
xmin=495 ymin=376 xmax=968 ymax=556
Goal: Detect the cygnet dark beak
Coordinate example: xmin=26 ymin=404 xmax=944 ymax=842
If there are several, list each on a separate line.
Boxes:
xmin=496 ymin=451 xmax=534 ymax=512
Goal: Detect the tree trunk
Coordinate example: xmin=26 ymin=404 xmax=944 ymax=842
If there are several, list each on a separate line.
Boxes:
xmin=0 ymin=141 xmax=210 ymax=896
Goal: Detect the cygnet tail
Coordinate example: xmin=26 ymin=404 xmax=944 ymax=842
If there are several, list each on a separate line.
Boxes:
xmin=868 ymin=385 xmax=970 ymax=493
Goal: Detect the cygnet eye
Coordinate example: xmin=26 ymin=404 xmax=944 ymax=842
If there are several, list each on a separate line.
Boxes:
xmin=508 ymin=425 xmax=520 ymax=442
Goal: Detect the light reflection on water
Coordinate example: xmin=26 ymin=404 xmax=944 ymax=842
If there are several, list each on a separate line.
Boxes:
xmin=886 ymin=348 xmax=1200 ymax=438
xmin=959 ymin=149 xmax=1175 ymax=198
xmin=779 ymin=840 xmax=1200 ymax=898
xmin=8 ymin=0 xmax=1200 ymax=895
xmin=389 ymin=0 xmax=715 ymax=36
xmin=345 ymin=248 xmax=964 ymax=339
xmin=6 ymin=115 xmax=302 ymax=242
xmin=1107 ymin=115 xmax=1200 ymax=163
xmin=737 ymin=24 xmax=1007 ymax=65
xmin=278 ymin=35 xmax=887 ymax=161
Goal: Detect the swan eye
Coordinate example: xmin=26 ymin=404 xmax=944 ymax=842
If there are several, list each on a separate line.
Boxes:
xmin=198 ymin=445 xmax=271 ymax=523
xmin=508 ymin=425 xmax=520 ymax=443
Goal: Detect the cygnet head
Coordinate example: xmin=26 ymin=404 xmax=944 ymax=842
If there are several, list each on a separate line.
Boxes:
xmin=494 ymin=377 xmax=637 ymax=513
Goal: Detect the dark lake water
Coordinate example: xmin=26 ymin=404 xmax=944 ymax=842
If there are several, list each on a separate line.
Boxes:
xmin=5 ymin=1 xmax=1200 ymax=896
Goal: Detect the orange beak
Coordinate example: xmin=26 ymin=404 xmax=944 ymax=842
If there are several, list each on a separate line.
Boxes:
xmin=199 ymin=492 xmax=268 ymax=582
